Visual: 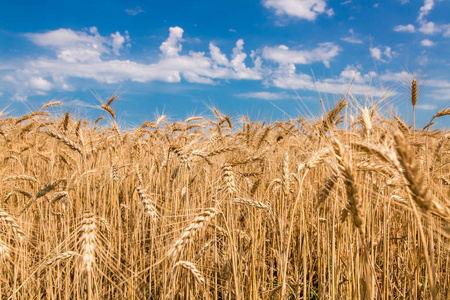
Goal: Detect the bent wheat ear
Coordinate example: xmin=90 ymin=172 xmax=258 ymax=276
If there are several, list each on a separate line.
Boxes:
xmin=135 ymin=187 xmax=159 ymax=221
xmin=46 ymin=251 xmax=79 ymax=266
xmin=105 ymin=95 xmax=118 ymax=107
xmin=101 ymin=105 xmax=116 ymax=120
xmin=0 ymin=209 xmax=26 ymax=240
xmin=40 ymin=101 xmax=62 ymax=111
xmin=424 ymin=108 xmax=450 ymax=129
xmin=331 ymin=139 xmax=364 ymax=230
xmin=167 ymin=208 xmax=219 ymax=262
xmin=394 ymin=131 xmax=430 ymax=210
xmin=233 ymin=197 xmax=271 ymax=211
xmin=173 ymin=261 xmax=205 ymax=284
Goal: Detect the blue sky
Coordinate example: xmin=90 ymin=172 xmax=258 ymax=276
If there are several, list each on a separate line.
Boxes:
xmin=1 ymin=0 xmax=450 ymax=127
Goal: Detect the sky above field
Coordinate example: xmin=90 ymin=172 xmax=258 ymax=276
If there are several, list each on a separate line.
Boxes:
xmin=1 ymin=0 xmax=450 ymax=127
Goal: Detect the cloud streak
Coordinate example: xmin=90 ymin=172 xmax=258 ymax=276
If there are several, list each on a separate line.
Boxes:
xmin=262 ymin=43 xmax=340 ymax=68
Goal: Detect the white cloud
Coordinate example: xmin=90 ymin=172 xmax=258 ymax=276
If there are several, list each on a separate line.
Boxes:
xmin=263 ymin=0 xmax=334 ymax=21
xmin=370 ymin=47 xmax=382 ymax=60
xmin=418 ymin=0 xmax=434 ymax=23
xmin=370 ymin=46 xmax=394 ymax=62
xmin=341 ymin=36 xmax=363 ymax=44
xmin=420 ymin=39 xmax=435 ymax=46
xmin=209 ymin=43 xmax=229 ymax=65
xmin=111 ymin=31 xmax=129 ymax=55
xmin=3 ymin=27 xmax=263 ymax=97
xmin=426 ymin=79 xmax=450 ymax=88
xmin=160 ymin=27 xmax=184 ymax=57
xmin=25 ymin=27 xmax=130 ymax=63
xmin=262 ymin=42 xmax=340 ymax=67
xmin=269 ymin=63 xmax=391 ymax=97
xmin=418 ymin=21 xmax=441 ymax=34
xmin=384 ymin=47 xmax=392 ymax=59
xmin=29 ymin=77 xmax=52 ymax=90
xmin=236 ymin=91 xmax=293 ymax=100
xmin=378 ymin=70 xmax=412 ymax=83
xmin=442 ymin=25 xmax=450 ymax=37
xmin=430 ymin=89 xmax=450 ymax=101
xmin=416 ymin=104 xmax=436 ymax=110
xmin=125 ymin=6 xmax=144 ymax=16
xmin=393 ymin=24 xmax=415 ymax=33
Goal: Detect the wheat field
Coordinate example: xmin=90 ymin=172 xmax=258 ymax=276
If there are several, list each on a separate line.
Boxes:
xmin=0 ymin=94 xmax=449 ymax=299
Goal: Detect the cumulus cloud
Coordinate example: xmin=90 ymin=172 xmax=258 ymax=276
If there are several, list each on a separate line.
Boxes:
xmin=418 ymin=21 xmax=441 ymax=34
xmin=370 ymin=47 xmax=382 ymax=60
xmin=370 ymin=46 xmax=393 ymax=62
xmin=29 ymin=77 xmax=53 ymax=90
xmin=111 ymin=31 xmax=129 ymax=55
xmin=2 ymin=26 xmax=425 ymax=102
xmin=263 ymin=0 xmax=334 ymax=21
xmin=262 ymin=43 xmax=340 ymax=67
xmin=393 ymin=24 xmax=415 ymax=33
xmin=25 ymin=27 xmax=130 ymax=63
xmin=209 ymin=43 xmax=229 ymax=65
xmin=2 ymin=26 xmax=264 ymax=99
xmin=420 ymin=39 xmax=435 ymax=46
xmin=160 ymin=27 xmax=184 ymax=57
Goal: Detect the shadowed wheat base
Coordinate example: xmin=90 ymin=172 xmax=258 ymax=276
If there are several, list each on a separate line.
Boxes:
xmin=0 ymin=96 xmax=449 ymax=299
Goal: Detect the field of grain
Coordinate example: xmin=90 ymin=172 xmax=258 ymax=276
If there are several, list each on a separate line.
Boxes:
xmin=0 ymin=94 xmax=449 ymax=299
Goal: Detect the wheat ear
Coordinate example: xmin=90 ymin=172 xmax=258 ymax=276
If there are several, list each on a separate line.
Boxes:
xmin=173 ymin=261 xmax=205 ymax=284
xmin=167 ymin=207 xmax=219 ymax=262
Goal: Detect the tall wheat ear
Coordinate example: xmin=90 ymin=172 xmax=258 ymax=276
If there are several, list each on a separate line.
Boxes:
xmin=394 ymin=130 xmax=437 ymax=300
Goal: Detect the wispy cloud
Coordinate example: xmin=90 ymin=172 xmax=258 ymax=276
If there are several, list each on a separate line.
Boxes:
xmin=417 ymin=0 xmax=434 ymax=23
xmin=393 ymin=24 xmax=415 ymax=33
xmin=341 ymin=36 xmax=363 ymax=44
xmin=430 ymin=89 xmax=450 ymax=101
xmin=416 ymin=103 xmax=436 ymax=110
xmin=236 ymin=91 xmax=294 ymax=100
xmin=341 ymin=30 xmax=363 ymax=44
xmin=262 ymin=43 xmax=340 ymax=67
xmin=125 ymin=6 xmax=144 ymax=16
xmin=269 ymin=63 xmax=392 ymax=97
xmin=263 ymin=0 xmax=334 ymax=21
